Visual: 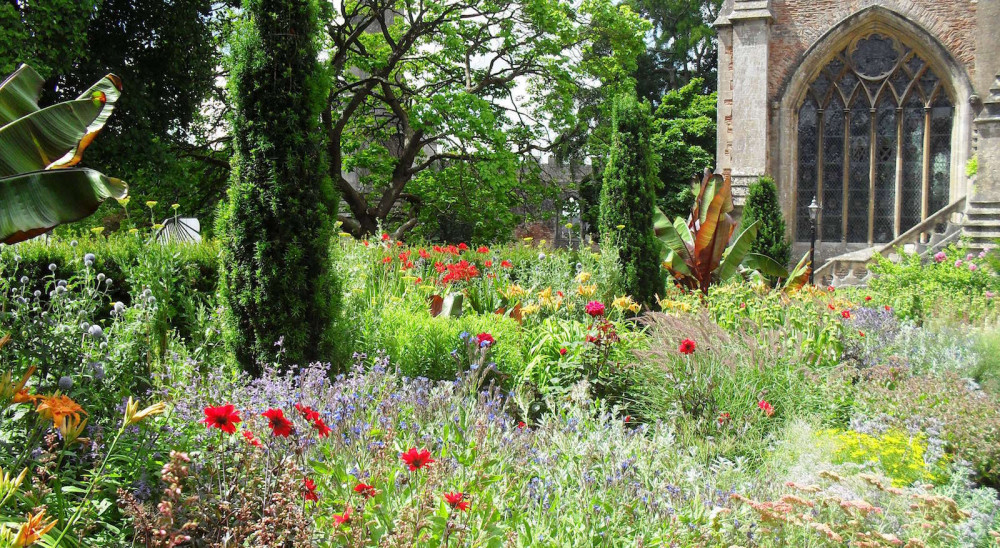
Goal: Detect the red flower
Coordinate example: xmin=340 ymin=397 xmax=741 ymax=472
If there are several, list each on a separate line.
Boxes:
xmin=419 ymin=248 xmax=430 ymax=259
xmin=415 ymin=277 xmax=423 ymax=284
xmin=678 ymin=338 xmax=696 ymax=355
xmin=585 ymin=301 xmax=605 ymax=317
xmin=827 ymin=303 xmax=836 ymax=311
xmin=433 ymin=245 xmax=443 ymax=253
xmin=381 ymin=233 xmax=390 ymax=241
xmin=841 ymin=310 xmax=851 ymax=319
xmin=885 ymin=305 xmax=892 ymax=311
xmin=477 ymin=246 xmax=489 ymax=254
xmin=758 ymin=400 xmax=775 ymax=417
xmin=624 ymin=415 xmax=631 ymax=423
xmin=458 ymin=243 xmax=469 ymax=251
xmin=333 ymin=506 xmax=352 ymax=526
xmin=243 ymin=430 xmax=262 ymax=447
xmin=827 ymin=285 xmax=835 ymax=292
xmin=303 ymin=478 xmax=319 ymax=501
xmin=354 ymin=482 xmax=376 ymax=499
xmin=559 ymin=347 xmax=567 ymax=356
xmin=441 ymin=260 xmax=479 ymax=283
xmin=382 ymin=256 xmax=392 ymax=264
xmin=262 ymin=408 xmax=293 ymax=437
xmin=859 ymin=331 xmax=866 ymax=337
xmin=517 ymin=421 xmax=526 ymax=429
xmin=313 ymin=417 xmax=332 ymax=438
xmin=201 ymin=404 xmax=241 ymax=434
xmin=476 ymin=332 xmax=495 ymax=347
xmin=717 ymin=412 xmax=731 ymax=425
xmin=586 ymin=335 xmax=599 ymax=344
xmin=865 ymin=296 xmax=872 ymax=302
xmin=401 ymin=447 xmax=435 ymax=471
xmin=444 ymin=492 xmax=470 ymax=511
xmin=500 ymin=260 xmax=512 ymax=268
xmin=434 ymin=261 xmax=446 ymax=273
xmin=362 ymin=240 xmax=369 ymax=247
xmin=484 ymin=260 xmax=493 ymax=267
xmin=399 ymin=250 xmax=412 ymax=262
xmin=295 ymin=403 xmax=319 ymax=422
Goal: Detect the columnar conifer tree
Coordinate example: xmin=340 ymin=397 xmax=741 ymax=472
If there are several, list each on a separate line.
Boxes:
xmin=599 ymin=94 xmax=663 ymax=308
xmin=219 ymin=0 xmax=338 ymax=374
xmin=742 ymin=176 xmax=791 ymax=267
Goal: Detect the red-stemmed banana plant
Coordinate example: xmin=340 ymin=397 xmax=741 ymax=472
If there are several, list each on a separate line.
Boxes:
xmin=0 ymin=64 xmax=127 ymax=244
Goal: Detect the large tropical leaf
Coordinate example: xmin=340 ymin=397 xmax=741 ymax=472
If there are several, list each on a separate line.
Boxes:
xmin=782 ymin=252 xmax=813 ymax=292
xmin=653 ymin=206 xmax=694 ymax=263
xmin=742 ymin=253 xmax=790 ymax=279
xmin=0 ymin=74 xmax=121 ymax=176
xmin=0 ymin=64 xmax=44 ymax=126
xmin=51 ymin=74 xmax=123 ymax=168
xmin=717 ymin=220 xmax=759 ymax=282
xmin=663 ymin=249 xmax=694 ymax=278
xmin=0 ymin=168 xmax=127 ymax=244
xmin=693 ymin=176 xmax=734 ymax=286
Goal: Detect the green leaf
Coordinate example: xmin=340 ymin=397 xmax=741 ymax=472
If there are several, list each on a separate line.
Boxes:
xmin=653 ymin=208 xmax=693 ymax=263
xmin=0 ymin=64 xmax=44 ymax=126
xmin=717 ymin=220 xmax=759 ymax=282
xmin=51 ymin=73 xmax=123 ymax=168
xmin=742 ymin=252 xmax=790 ymax=279
xmin=783 ymin=252 xmax=813 ymax=292
xmin=0 ymin=168 xmax=128 ymax=244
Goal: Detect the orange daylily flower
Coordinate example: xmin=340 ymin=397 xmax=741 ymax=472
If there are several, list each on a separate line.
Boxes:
xmin=35 ymin=393 xmax=87 ymax=428
xmin=13 ymin=508 xmax=57 ymax=547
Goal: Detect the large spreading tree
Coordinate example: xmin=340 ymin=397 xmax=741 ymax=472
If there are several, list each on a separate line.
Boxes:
xmin=220 ymin=0 xmax=339 ymax=373
xmin=323 ymin=0 xmax=647 ymax=238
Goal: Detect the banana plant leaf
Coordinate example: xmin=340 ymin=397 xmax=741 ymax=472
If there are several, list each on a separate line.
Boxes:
xmin=692 ymin=176 xmax=735 ymax=288
xmin=0 ymin=64 xmax=44 ymax=125
xmin=0 ymin=75 xmax=121 ymax=175
xmin=716 ymin=220 xmax=759 ymax=282
xmin=782 ymin=252 xmax=812 ymax=292
xmin=654 ymin=206 xmax=694 ymax=263
xmin=0 ymin=168 xmax=127 ymax=244
xmin=742 ymin=253 xmax=790 ymax=279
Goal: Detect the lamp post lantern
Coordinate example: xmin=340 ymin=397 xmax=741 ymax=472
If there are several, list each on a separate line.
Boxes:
xmin=808 ymin=197 xmax=820 ymax=285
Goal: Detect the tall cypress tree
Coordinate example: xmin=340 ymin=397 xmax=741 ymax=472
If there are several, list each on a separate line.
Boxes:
xmin=741 ymin=176 xmax=791 ymax=267
xmin=599 ymin=94 xmax=663 ymax=308
xmin=219 ymin=0 xmax=338 ymax=374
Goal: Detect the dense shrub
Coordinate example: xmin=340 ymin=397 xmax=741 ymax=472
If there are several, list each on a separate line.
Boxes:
xmin=740 ymin=176 xmax=791 ymax=267
xmin=598 ymin=94 xmax=663 ymax=308
xmin=219 ymin=0 xmax=340 ymax=374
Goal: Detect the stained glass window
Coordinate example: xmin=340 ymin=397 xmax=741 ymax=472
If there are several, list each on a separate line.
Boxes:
xmin=795 ymin=33 xmax=954 ymax=244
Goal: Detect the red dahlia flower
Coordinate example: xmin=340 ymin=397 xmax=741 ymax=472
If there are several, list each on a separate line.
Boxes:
xmin=401 ymin=447 xmax=435 ymax=471
xmin=841 ymin=310 xmax=851 ymax=319
xmin=262 ymin=408 xmax=294 ymax=437
xmin=476 ymin=332 xmax=495 ymax=347
xmin=313 ymin=417 xmax=332 ymax=438
xmin=303 ymin=478 xmax=319 ymax=501
xmin=201 ymin=404 xmax=241 ymax=434
xmin=585 ymin=301 xmax=605 ymax=317
xmin=381 ymin=233 xmax=390 ymax=241
xmin=500 ymin=260 xmax=512 ymax=268
xmin=678 ymin=339 xmax=696 ymax=355
xmin=758 ymin=400 xmax=775 ymax=417
xmin=354 ymin=482 xmax=376 ymax=498
xmin=333 ymin=506 xmax=352 ymax=526
xmin=294 ymin=403 xmax=319 ymax=422
xmin=517 ymin=421 xmax=526 ymax=429
xmin=444 ymin=492 xmax=470 ymax=511
xmin=242 ymin=430 xmax=262 ymax=447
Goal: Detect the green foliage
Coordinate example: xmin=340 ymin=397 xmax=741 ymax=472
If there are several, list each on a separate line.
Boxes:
xmin=599 ymin=94 xmax=663 ymax=307
xmin=0 ymin=64 xmax=128 ymax=243
xmin=651 ymin=77 xmax=717 ymax=219
xmin=0 ymin=0 xmax=233 ymax=234
xmin=740 ymin=176 xmax=791 ymax=267
xmin=219 ymin=0 xmax=339 ymax=374
xmin=967 ymin=155 xmax=979 ymax=177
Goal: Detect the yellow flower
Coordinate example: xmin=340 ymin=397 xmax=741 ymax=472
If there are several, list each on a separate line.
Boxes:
xmin=116 ymin=196 xmax=130 ymax=207
xmin=612 ymin=295 xmax=637 ymax=311
xmin=520 ymin=303 xmax=540 ymax=316
xmin=565 ymin=222 xmax=573 ymax=229
xmin=575 ymin=271 xmax=592 ymax=283
xmin=1 ymin=365 xmax=35 ymax=406
xmin=0 ymin=464 xmax=27 ymax=502
xmin=335 ymin=220 xmax=344 ymax=228
xmin=128 ymin=228 xmax=139 ymax=235
xmin=628 ymin=303 xmax=641 ymax=313
xmin=170 ymin=203 xmax=180 ymax=210
xmin=90 ymin=227 xmax=105 ymax=235
xmin=123 ymin=397 xmax=166 ymax=426
xmin=145 ymin=201 xmax=158 ymax=209
xmin=339 ymin=232 xmax=352 ymax=237
xmin=522 ymin=237 xmax=533 ymax=242
xmin=58 ymin=415 xmax=88 ymax=446
xmin=616 ymin=224 xmax=626 ymax=230
xmin=576 ymin=284 xmax=597 ymax=297
xmin=35 ymin=393 xmax=86 ymax=428
xmin=540 ymin=239 xmax=546 ymax=245
xmin=500 ymin=284 xmax=526 ymax=299
xmin=152 ymin=224 xmax=164 ymax=230
xmin=13 ymin=509 xmax=56 ymax=547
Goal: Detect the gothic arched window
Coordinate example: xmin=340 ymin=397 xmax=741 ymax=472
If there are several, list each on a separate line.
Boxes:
xmin=795 ymin=34 xmax=953 ymax=243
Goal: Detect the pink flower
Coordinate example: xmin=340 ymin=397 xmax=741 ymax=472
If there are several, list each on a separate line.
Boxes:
xmin=980 ymin=251 xmax=988 ymax=259
xmin=934 ymin=251 xmax=947 ymax=263
xmin=585 ymin=301 xmax=605 ymax=317
xmin=955 ymin=259 xmax=963 ymax=268
xmin=969 ymin=263 xmax=978 ymax=271
xmin=967 ymin=253 xmax=975 ymax=261
xmin=987 ymin=291 xmax=995 ymax=299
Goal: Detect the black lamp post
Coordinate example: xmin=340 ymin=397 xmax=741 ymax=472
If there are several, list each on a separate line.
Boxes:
xmin=808 ymin=197 xmax=820 ymax=285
